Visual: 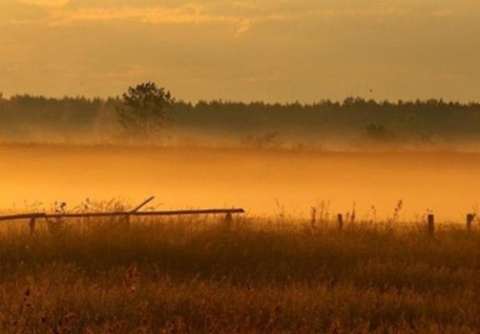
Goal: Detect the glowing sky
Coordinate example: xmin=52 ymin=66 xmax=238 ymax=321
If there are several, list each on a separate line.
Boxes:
xmin=1 ymin=0 xmax=479 ymax=102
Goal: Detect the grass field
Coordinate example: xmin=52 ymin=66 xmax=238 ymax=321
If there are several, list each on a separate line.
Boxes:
xmin=0 ymin=215 xmax=478 ymax=333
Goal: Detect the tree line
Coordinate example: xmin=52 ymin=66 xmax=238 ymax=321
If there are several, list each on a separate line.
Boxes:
xmin=1 ymin=83 xmax=480 ymax=147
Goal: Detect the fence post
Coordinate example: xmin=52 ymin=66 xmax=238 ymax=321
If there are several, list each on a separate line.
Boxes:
xmin=466 ymin=214 xmax=474 ymax=231
xmin=29 ymin=217 xmax=36 ymax=235
xmin=223 ymin=212 xmax=233 ymax=231
xmin=337 ymin=214 xmax=344 ymax=231
xmin=125 ymin=214 xmax=130 ymax=230
xmin=427 ymin=214 xmax=435 ymax=236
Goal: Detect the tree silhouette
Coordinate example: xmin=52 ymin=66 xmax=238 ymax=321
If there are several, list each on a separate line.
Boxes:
xmin=116 ymin=82 xmax=174 ymax=140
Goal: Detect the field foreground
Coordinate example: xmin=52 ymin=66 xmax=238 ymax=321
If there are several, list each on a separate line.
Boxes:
xmin=0 ymin=216 xmax=479 ymax=333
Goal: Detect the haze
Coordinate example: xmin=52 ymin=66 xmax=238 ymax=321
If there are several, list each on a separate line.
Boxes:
xmin=1 ymin=0 xmax=480 ymax=102
xmin=2 ymin=145 xmax=480 ymax=223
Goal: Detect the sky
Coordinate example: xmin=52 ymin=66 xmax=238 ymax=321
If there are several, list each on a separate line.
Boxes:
xmin=1 ymin=0 xmax=480 ymax=103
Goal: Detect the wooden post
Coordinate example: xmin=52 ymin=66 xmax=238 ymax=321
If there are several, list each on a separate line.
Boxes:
xmin=466 ymin=214 xmax=475 ymax=231
xmin=224 ymin=212 xmax=233 ymax=230
xmin=337 ymin=214 xmax=344 ymax=231
xmin=124 ymin=214 xmax=130 ymax=230
xmin=427 ymin=214 xmax=435 ymax=236
xmin=29 ymin=217 xmax=36 ymax=235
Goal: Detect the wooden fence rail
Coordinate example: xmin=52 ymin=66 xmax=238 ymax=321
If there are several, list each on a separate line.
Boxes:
xmin=0 ymin=208 xmax=245 ymax=234
xmin=0 ymin=209 xmax=245 ymax=222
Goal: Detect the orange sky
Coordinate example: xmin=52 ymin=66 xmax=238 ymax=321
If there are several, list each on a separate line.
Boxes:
xmin=1 ymin=0 xmax=480 ymax=102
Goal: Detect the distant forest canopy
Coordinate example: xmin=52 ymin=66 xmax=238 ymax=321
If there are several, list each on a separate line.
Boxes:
xmin=1 ymin=94 xmax=480 ymax=149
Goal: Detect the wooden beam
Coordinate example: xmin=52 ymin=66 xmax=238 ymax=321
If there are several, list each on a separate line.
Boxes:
xmin=0 ymin=213 xmax=46 ymax=222
xmin=131 ymin=196 xmax=155 ymax=213
xmin=0 ymin=209 xmax=245 ymax=222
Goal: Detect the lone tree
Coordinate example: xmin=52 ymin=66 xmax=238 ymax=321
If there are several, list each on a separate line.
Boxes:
xmin=116 ymin=82 xmax=174 ymax=140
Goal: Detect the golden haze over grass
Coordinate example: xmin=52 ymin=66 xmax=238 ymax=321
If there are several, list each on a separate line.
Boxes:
xmin=0 ymin=215 xmax=479 ymax=333
xmin=3 ymin=143 xmax=480 ymax=221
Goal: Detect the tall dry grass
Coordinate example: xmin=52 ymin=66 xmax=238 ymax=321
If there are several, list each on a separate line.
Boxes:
xmin=0 ymin=215 xmax=478 ymax=333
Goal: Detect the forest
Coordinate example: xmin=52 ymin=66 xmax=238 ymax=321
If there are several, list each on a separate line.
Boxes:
xmin=1 ymin=94 xmax=480 ymax=150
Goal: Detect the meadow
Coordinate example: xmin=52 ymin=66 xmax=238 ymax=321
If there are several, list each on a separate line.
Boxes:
xmin=0 ymin=214 xmax=478 ymax=333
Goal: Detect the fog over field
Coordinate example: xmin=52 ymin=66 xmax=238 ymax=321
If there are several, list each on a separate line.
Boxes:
xmin=1 ymin=144 xmax=479 ymax=223
xmin=3 ymin=1 xmax=480 ymax=332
